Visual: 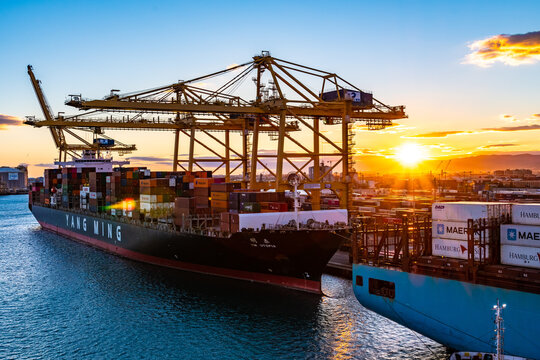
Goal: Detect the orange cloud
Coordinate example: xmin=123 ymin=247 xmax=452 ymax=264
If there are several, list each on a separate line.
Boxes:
xmin=484 ymin=124 xmax=540 ymax=132
xmin=465 ymin=31 xmax=540 ymax=67
xmin=409 ymin=130 xmax=476 ymax=138
xmin=0 ymin=114 xmax=22 ymax=130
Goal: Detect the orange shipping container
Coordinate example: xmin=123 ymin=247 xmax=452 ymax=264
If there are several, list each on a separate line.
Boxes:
xmin=211 ymin=192 xmax=228 ymax=201
xmin=211 ymin=199 xmax=228 ymax=209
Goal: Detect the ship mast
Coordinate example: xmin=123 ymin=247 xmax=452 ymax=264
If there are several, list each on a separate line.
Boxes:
xmin=493 ymin=299 xmax=506 ymax=360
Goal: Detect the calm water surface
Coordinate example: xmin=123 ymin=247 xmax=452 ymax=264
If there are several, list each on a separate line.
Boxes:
xmin=0 ymin=195 xmax=449 ymax=359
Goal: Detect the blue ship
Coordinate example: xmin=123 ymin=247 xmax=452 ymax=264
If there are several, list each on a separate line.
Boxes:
xmin=352 ymin=263 xmax=540 ymax=359
xmin=351 ymin=215 xmax=540 ymax=360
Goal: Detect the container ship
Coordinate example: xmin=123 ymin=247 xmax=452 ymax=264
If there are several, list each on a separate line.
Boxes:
xmin=351 ymin=202 xmax=540 ymax=359
xmin=28 ymin=151 xmax=348 ymax=294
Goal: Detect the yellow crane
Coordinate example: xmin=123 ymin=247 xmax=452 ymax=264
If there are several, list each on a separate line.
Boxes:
xmin=25 ymin=65 xmax=136 ymax=161
xmin=26 ymin=52 xmax=406 ymax=211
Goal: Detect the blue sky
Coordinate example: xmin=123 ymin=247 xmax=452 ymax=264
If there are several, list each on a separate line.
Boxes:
xmin=1 ymin=0 xmax=539 ymax=175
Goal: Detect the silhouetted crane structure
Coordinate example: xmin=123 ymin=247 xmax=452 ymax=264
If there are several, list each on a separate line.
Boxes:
xmin=25 ymin=65 xmax=136 ymax=161
xmin=25 ymin=52 xmax=406 ymax=211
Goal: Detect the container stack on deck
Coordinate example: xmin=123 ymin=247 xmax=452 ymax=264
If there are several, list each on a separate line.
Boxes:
xmin=431 ymin=202 xmax=512 ymax=260
xmin=61 ymin=168 xmax=81 ymax=209
xmin=500 ymin=204 xmax=540 ymax=269
xmin=139 ymin=178 xmax=175 ymax=219
xmin=43 ymin=169 xmax=61 ymax=202
xmin=32 ymin=166 xmax=350 ymax=235
xmin=194 ymin=177 xmax=213 ymax=212
xmin=88 ymin=171 xmax=108 ymax=213
xmin=211 ymin=182 xmax=237 ymax=213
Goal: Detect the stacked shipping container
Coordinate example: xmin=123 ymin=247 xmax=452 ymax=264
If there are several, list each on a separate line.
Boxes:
xmin=500 ymin=204 xmax=540 ymax=269
xmin=431 ymin=202 xmax=511 ymax=260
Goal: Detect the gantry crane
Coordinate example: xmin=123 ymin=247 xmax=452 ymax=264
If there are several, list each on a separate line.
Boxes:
xmin=26 ymin=52 xmax=407 ymax=211
xmin=25 ymin=65 xmax=136 ymax=161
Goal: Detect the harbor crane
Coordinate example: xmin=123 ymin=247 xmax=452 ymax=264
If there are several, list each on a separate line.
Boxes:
xmin=25 ymin=65 xmax=136 ymax=161
xmin=25 ymin=52 xmax=407 ymax=211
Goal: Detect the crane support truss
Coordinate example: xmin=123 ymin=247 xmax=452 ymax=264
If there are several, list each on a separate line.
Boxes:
xmin=25 ymin=65 xmax=136 ymax=162
xmin=26 ymin=52 xmax=406 ymax=211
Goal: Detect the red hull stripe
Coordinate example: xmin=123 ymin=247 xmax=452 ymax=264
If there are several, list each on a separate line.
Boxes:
xmin=38 ymin=221 xmax=321 ymax=294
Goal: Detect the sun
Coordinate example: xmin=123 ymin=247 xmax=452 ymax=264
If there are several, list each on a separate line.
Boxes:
xmin=395 ymin=143 xmax=427 ymax=167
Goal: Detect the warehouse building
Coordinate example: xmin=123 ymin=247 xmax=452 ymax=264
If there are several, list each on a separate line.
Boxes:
xmin=0 ymin=166 xmax=28 ymax=192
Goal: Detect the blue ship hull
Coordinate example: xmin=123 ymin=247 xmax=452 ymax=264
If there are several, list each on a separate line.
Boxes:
xmin=352 ymin=264 xmax=540 ymax=360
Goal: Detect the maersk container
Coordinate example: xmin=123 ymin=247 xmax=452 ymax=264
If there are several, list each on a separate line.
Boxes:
xmin=501 ymin=244 xmax=540 ymax=269
xmin=511 ymin=203 xmax=540 ymax=225
xmin=432 ymin=237 xmax=489 ymax=260
xmin=431 ymin=202 xmax=511 ymax=221
xmin=320 ymin=89 xmax=373 ymax=107
xmin=432 ymin=220 xmax=490 ymax=241
xmin=500 ymin=224 xmax=540 ymax=247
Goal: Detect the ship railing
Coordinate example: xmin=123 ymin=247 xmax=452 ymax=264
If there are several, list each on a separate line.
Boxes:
xmin=351 ymin=214 xmax=431 ymax=271
xmin=351 ymin=213 xmax=510 ymax=279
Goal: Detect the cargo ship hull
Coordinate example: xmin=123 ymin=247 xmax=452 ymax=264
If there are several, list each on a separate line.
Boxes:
xmin=352 ymin=264 xmax=540 ymax=359
xmin=31 ymin=205 xmax=345 ymax=293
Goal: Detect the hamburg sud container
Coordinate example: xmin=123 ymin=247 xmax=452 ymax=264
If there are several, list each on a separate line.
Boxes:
xmin=500 ymin=203 xmax=540 ymax=269
xmin=431 ymin=202 xmax=510 ymax=260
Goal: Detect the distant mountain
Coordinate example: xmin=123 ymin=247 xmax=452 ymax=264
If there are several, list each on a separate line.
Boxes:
xmin=353 ymin=154 xmax=540 ymax=173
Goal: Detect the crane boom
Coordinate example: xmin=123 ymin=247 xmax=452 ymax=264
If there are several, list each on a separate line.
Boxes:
xmin=25 ymin=66 xmax=137 ymax=159
xmin=27 ymin=65 xmax=64 ymax=149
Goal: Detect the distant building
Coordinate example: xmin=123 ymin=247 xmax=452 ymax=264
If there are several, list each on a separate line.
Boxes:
xmin=309 ymin=162 xmax=332 ymax=182
xmin=0 ymin=165 xmax=28 ymax=191
xmin=494 ymin=169 xmax=533 ymax=177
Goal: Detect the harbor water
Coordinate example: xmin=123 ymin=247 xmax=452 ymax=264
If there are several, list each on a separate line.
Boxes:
xmin=0 ymin=195 xmax=448 ymax=359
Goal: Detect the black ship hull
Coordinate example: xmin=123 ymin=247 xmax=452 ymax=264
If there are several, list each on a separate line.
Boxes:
xmin=30 ymin=205 xmax=346 ymax=293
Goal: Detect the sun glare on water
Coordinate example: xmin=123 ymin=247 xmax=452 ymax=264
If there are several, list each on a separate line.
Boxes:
xmin=395 ymin=143 xmax=427 ymax=167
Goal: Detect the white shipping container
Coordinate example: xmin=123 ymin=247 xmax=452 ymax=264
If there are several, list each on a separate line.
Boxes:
xmin=500 ymin=224 xmax=540 ymax=247
xmin=140 ymin=194 xmax=158 ymax=203
xmin=169 ymin=178 xmax=176 ymax=187
xmin=139 ymin=202 xmax=159 ymax=212
xmin=432 ymin=238 xmax=489 ymax=260
xmin=432 ymin=202 xmax=511 ymax=221
xmin=511 ymin=204 xmax=540 ymax=225
xmin=238 ymin=209 xmax=348 ymax=231
xmin=501 ymin=245 xmax=540 ymax=269
xmin=89 ymin=192 xmax=97 ymax=199
xmin=432 ymin=220 xmax=490 ymax=241
xmin=82 ymin=186 xmax=90 ymax=192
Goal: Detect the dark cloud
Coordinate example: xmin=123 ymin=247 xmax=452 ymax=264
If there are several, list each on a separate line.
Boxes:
xmin=127 ymin=156 xmax=171 ymax=162
xmin=466 ymin=30 xmax=540 ymax=66
xmin=0 ymin=114 xmax=22 ymax=129
xmin=481 ymin=143 xmax=517 ymax=149
xmin=34 ymin=163 xmax=55 ymax=167
xmin=484 ymin=124 xmax=540 ymax=132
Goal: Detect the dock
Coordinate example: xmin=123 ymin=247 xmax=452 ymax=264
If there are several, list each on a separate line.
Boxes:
xmin=325 ymin=250 xmax=352 ymax=278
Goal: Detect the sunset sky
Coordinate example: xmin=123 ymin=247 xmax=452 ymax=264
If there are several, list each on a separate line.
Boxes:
xmin=1 ymin=0 xmax=539 ymax=176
